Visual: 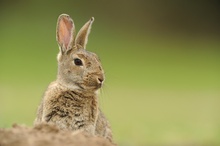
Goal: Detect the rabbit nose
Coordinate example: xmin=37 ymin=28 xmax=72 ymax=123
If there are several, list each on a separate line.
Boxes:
xmin=98 ymin=78 xmax=103 ymax=83
xmin=97 ymin=76 xmax=104 ymax=84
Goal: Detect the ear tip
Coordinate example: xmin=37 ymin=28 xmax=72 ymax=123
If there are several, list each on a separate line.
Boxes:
xmin=59 ymin=13 xmax=69 ymax=17
xmin=58 ymin=14 xmax=71 ymax=21
xmin=90 ymin=17 xmax=95 ymax=22
xmin=57 ymin=14 xmax=74 ymax=25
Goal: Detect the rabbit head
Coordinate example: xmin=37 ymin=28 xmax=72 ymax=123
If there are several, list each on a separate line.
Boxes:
xmin=56 ymin=14 xmax=104 ymax=91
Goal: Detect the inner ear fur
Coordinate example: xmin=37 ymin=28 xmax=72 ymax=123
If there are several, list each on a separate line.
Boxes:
xmin=56 ymin=14 xmax=75 ymax=54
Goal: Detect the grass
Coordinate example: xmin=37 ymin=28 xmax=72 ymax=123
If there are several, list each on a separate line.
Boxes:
xmin=103 ymin=87 xmax=220 ymax=145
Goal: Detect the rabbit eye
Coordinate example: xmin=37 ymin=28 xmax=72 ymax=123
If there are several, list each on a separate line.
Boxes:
xmin=74 ymin=58 xmax=83 ymax=66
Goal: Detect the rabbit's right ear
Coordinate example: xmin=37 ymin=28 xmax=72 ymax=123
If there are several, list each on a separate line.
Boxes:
xmin=56 ymin=14 xmax=75 ymax=54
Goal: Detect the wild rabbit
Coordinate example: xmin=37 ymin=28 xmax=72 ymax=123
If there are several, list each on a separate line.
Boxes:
xmin=34 ymin=14 xmax=113 ymax=142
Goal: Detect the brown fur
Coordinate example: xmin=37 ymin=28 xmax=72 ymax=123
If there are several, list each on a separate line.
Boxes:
xmin=34 ymin=14 xmax=113 ymax=142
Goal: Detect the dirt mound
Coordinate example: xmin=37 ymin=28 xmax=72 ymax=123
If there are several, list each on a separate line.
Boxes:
xmin=0 ymin=123 xmax=115 ymax=146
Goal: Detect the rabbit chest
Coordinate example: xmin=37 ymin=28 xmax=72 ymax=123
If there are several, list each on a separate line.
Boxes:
xmin=44 ymin=89 xmax=99 ymax=132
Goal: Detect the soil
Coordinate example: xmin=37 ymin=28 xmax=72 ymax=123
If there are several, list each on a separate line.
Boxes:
xmin=0 ymin=123 xmax=115 ymax=146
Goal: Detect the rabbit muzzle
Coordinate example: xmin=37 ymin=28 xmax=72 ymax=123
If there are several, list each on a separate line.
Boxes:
xmin=84 ymin=73 xmax=105 ymax=90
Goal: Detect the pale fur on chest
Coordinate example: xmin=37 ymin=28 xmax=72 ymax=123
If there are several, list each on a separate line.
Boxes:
xmin=42 ymin=82 xmax=99 ymax=133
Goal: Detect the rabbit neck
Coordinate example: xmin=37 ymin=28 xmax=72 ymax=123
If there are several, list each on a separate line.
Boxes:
xmin=57 ymin=78 xmax=80 ymax=90
xmin=55 ymin=78 xmax=98 ymax=96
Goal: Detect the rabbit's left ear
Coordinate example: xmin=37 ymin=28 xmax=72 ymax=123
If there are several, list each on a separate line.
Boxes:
xmin=75 ymin=17 xmax=94 ymax=49
xmin=56 ymin=14 xmax=75 ymax=54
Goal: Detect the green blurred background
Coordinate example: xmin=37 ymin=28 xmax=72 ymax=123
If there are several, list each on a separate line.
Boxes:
xmin=0 ymin=0 xmax=220 ymax=145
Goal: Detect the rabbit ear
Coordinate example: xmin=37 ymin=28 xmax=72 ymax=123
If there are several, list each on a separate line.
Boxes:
xmin=75 ymin=17 xmax=94 ymax=49
xmin=56 ymin=14 xmax=75 ymax=54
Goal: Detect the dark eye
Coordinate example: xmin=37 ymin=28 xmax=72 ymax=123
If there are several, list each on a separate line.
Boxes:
xmin=74 ymin=58 xmax=83 ymax=66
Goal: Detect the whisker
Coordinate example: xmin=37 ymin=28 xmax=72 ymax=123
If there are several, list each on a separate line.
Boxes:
xmin=99 ymin=82 xmax=110 ymax=108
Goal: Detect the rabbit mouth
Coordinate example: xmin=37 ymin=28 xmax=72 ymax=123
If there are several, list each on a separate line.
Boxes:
xmin=90 ymin=82 xmax=103 ymax=90
xmin=86 ymin=81 xmax=103 ymax=90
xmin=75 ymin=81 xmax=102 ymax=91
xmin=97 ymin=83 xmax=103 ymax=89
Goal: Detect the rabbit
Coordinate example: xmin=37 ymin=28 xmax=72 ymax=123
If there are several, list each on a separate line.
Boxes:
xmin=34 ymin=14 xmax=113 ymax=142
